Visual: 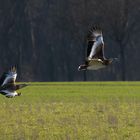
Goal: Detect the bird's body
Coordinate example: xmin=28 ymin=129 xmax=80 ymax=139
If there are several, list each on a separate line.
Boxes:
xmin=0 ymin=66 xmax=27 ymax=98
xmin=87 ymin=59 xmax=106 ymax=70
xmin=78 ymin=26 xmax=114 ymax=71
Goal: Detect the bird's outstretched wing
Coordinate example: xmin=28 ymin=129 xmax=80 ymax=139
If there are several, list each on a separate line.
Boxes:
xmin=0 ymin=66 xmax=17 ymax=86
xmin=87 ymin=26 xmax=105 ymax=60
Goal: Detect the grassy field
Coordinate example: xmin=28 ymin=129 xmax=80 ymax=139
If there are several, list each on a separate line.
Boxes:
xmin=0 ymin=82 xmax=140 ymax=140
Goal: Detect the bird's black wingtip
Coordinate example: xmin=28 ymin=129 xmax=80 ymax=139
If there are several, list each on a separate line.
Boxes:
xmin=9 ymin=65 xmax=17 ymax=72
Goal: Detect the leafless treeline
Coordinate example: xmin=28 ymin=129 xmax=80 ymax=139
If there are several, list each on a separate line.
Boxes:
xmin=0 ymin=0 xmax=139 ymax=81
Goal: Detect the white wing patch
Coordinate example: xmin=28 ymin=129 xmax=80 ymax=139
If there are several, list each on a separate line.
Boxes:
xmin=2 ymin=73 xmax=17 ymax=86
xmin=89 ymin=42 xmax=99 ymax=59
xmin=1 ymin=90 xmax=18 ymax=97
xmin=88 ymin=36 xmax=104 ymax=59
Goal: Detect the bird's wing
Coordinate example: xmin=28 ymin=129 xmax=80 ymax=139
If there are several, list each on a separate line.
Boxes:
xmin=0 ymin=84 xmax=15 ymax=91
xmin=0 ymin=66 xmax=17 ymax=86
xmin=87 ymin=26 xmax=105 ymax=60
xmin=0 ymin=90 xmax=17 ymax=97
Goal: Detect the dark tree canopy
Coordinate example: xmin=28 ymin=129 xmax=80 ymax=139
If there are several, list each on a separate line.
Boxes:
xmin=0 ymin=0 xmax=139 ymax=81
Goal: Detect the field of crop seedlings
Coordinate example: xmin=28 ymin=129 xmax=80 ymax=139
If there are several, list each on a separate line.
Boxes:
xmin=0 ymin=82 xmax=140 ymax=140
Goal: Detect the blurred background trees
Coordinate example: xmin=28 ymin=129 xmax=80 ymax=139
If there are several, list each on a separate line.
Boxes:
xmin=0 ymin=0 xmax=139 ymax=81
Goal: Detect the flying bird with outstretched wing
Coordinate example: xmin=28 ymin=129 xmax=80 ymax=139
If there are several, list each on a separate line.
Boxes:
xmin=0 ymin=66 xmax=27 ymax=98
xmin=78 ymin=26 xmax=115 ymax=71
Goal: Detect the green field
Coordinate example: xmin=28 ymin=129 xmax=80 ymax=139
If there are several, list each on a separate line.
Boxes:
xmin=0 ymin=82 xmax=140 ymax=140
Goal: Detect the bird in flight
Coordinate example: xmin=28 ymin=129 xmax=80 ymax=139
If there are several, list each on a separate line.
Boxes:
xmin=0 ymin=66 xmax=27 ymax=98
xmin=78 ymin=25 xmax=116 ymax=71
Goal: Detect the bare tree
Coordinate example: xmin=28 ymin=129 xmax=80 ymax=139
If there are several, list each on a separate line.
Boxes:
xmin=111 ymin=0 xmax=131 ymax=81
